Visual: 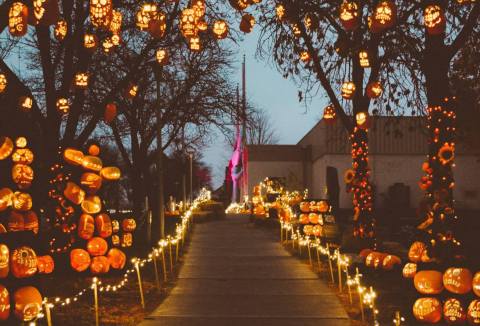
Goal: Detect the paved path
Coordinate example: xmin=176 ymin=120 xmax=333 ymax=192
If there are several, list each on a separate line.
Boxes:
xmin=140 ymin=214 xmax=350 ymax=326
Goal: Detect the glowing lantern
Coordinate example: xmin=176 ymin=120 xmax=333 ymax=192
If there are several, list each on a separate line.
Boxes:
xmin=300 ymin=51 xmax=310 ymax=63
xmin=240 ymin=13 xmax=255 ymax=33
xmin=104 ymin=102 xmax=117 ymax=123
xmin=12 ymin=192 xmax=32 ymax=211
xmin=291 ymin=23 xmax=301 ymax=37
xmin=180 ymin=8 xmax=197 ymax=38
xmin=339 ymin=1 xmax=359 ymax=31
xmin=11 ymin=246 xmax=37 ymax=278
xmin=64 ymin=182 xmax=85 ymax=206
xmin=444 ymin=298 xmax=466 ymax=324
xmin=402 ymin=262 xmax=417 ymax=278
xmin=323 ymin=105 xmax=336 ymax=123
xmin=0 ymin=188 xmax=13 ymax=211
xmin=108 ymin=248 xmax=126 ymax=269
xmin=74 ymin=72 xmax=89 ymax=89
xmin=414 ymin=270 xmax=444 ymax=295
xmin=468 ymin=300 xmax=480 ymax=324
xmin=84 ymin=33 xmax=98 ymax=51
xmin=156 ymin=49 xmax=169 ymax=65
xmin=81 ymin=172 xmax=102 ymax=194
xmin=308 ymin=213 xmax=319 ymax=224
xmin=87 ymin=237 xmax=108 ymax=256
xmin=81 ymin=195 xmax=102 ymax=214
xmin=424 ymin=5 xmax=445 ymax=35
xmin=70 ymin=249 xmax=91 ymax=272
xmin=90 ymin=0 xmax=112 ymax=28
xmin=371 ymin=1 xmax=396 ymax=32
xmin=112 ymin=235 xmax=120 ymax=246
xmin=9 ymin=2 xmax=28 ymax=37
xmin=229 ymin=0 xmax=250 ymax=11
xmin=0 ymin=74 xmax=7 ymax=93
xmin=31 ymin=0 xmax=59 ymax=25
xmin=0 ymin=285 xmax=9 ymax=320
xmin=111 ymin=33 xmax=121 ymax=46
xmin=90 ymin=256 xmax=110 ymax=274
xmin=213 ymin=20 xmax=229 ymax=40
xmin=126 ymin=84 xmax=138 ymax=98
xmin=443 ymin=267 xmax=473 ymax=294
xmin=341 ymin=81 xmax=355 ymax=99
xmin=64 ymin=148 xmax=84 ymax=166
xmin=78 ymin=214 xmax=94 ymax=240
xmin=473 ymin=272 xmax=480 ymax=296
xmin=189 ymin=36 xmax=201 ymax=51
xmin=413 ymin=297 xmax=442 ymax=323
xmin=303 ymin=225 xmax=313 ymax=236
xmin=366 ymin=81 xmax=383 ymax=98
xmin=304 ymin=14 xmax=318 ymax=31
xmin=100 ymin=166 xmax=121 ymax=181
xmin=54 ymin=19 xmax=67 ymax=41
xmin=82 ymin=155 xmax=103 ymax=172
xmin=192 ymin=0 xmax=206 ymax=19
xmin=149 ymin=10 xmax=167 ymax=38
xmin=197 ymin=20 xmax=208 ymax=32
xmin=12 ymin=164 xmax=33 ymax=189
xmin=300 ymin=202 xmax=310 ymax=213
xmin=36 ymin=255 xmax=54 ymax=274
xmin=109 ymin=9 xmax=122 ymax=34
xmin=136 ymin=3 xmax=157 ymax=31
xmin=276 ymin=4 xmax=286 ymax=21
xmin=56 ymin=97 xmax=69 ymax=114
xmin=355 ymin=111 xmax=369 ymax=129
xmin=359 ymin=50 xmax=371 ymax=68
xmin=112 ymin=220 xmax=120 ymax=233
xmin=19 ymin=96 xmax=33 ymax=112
xmin=13 ymin=286 xmax=42 ymax=322
xmin=95 ymin=213 xmax=112 ymax=238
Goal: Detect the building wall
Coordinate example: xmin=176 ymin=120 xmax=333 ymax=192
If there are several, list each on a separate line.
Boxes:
xmin=248 ymin=161 xmax=304 ymax=196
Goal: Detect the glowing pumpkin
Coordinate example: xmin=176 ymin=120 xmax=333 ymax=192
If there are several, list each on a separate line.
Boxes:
xmin=23 ymin=210 xmax=39 ymax=234
xmin=239 ymin=13 xmax=255 ymax=33
xmin=107 ymin=248 xmax=126 ymax=269
xmin=424 ymin=5 xmax=445 ymax=35
xmin=371 ymin=1 xmax=396 ymax=32
xmin=317 ymin=201 xmax=329 ymax=213
xmin=70 ymin=248 xmax=91 ymax=272
xmin=64 ymin=181 xmax=85 ymax=205
xmin=80 ymin=172 xmax=102 ymax=194
xmin=414 ymin=270 xmax=444 ymax=295
xmin=0 ymin=244 xmax=9 ymax=278
xmin=382 ymin=255 xmax=401 ymax=271
xmin=90 ymin=256 xmax=110 ymax=275
xmin=413 ymin=297 xmax=442 ymax=324
xmin=468 ymin=300 xmax=480 ymax=324
xmin=8 ymin=211 xmax=24 ymax=232
xmin=0 ymin=137 xmax=14 ymax=160
xmin=87 ymin=237 xmax=108 ymax=256
xmin=36 ymin=255 xmax=54 ymax=274
xmin=365 ymin=252 xmax=386 ymax=268
xmin=473 ymin=272 xmax=480 ymax=297
xmin=122 ymin=218 xmax=136 ymax=232
xmin=100 ymin=166 xmax=121 ymax=181
xmin=0 ymin=285 xmax=9 ymax=321
xmin=13 ymin=286 xmax=42 ymax=322
xmin=443 ymin=298 xmax=466 ymax=324
xmin=408 ymin=241 xmax=427 ymax=263
xmin=81 ymin=195 xmax=102 ymax=214
xmin=341 ymin=81 xmax=356 ymax=99
xmin=82 ymin=155 xmax=103 ymax=172
xmin=78 ymin=214 xmax=95 ymax=240
xmin=11 ymin=246 xmax=37 ymax=278
xmin=403 ymin=263 xmax=417 ymax=278
xmin=359 ymin=248 xmax=373 ymax=259
xmin=0 ymin=188 xmax=13 ymax=212
xmin=12 ymin=192 xmax=32 ymax=211
xmin=299 ymin=214 xmax=309 ymax=224
xmin=339 ymin=1 xmax=359 ymax=31
xmin=303 ymin=225 xmax=313 ymax=236
xmin=8 ymin=2 xmax=28 ymax=37
xmin=64 ymin=148 xmax=84 ymax=166
xmin=121 ymin=233 xmax=133 ymax=247
xmin=443 ymin=267 xmax=472 ymax=295
xmin=299 ymin=202 xmax=310 ymax=213
xmin=308 ymin=213 xmax=319 ymax=224
xmin=112 ymin=219 xmax=120 ymax=233
xmin=96 ymin=213 xmax=112 ymax=238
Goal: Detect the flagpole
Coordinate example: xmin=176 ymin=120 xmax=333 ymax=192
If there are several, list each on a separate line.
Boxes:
xmin=242 ymin=55 xmax=248 ymax=202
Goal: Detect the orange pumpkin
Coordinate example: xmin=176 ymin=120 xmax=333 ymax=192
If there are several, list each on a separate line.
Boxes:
xmin=308 ymin=213 xmax=319 ymax=224
xmin=413 ymin=297 xmax=442 ymax=323
xmin=82 ymin=155 xmax=103 ymax=172
xmin=0 ymin=188 xmax=13 ymax=212
xmin=414 ymin=270 xmax=444 ymax=295
xmin=81 ymin=195 xmax=102 ymax=214
xmin=96 ymin=213 xmax=112 ymax=238
xmin=303 ymin=225 xmax=313 ymax=236
xmin=78 ymin=214 xmax=95 ymax=240
xmin=64 ymin=181 xmax=85 ymax=205
xmin=0 ymin=285 xmax=10 ymax=321
xmin=121 ymin=233 xmax=132 ymax=247
xmin=87 ymin=237 xmax=108 ymax=256
xmin=63 ymin=148 xmax=84 ymax=166
xmin=382 ymin=255 xmax=401 ymax=271
xmin=443 ymin=298 xmax=466 ymax=324
xmin=8 ymin=211 xmax=24 ymax=232
xmin=365 ymin=252 xmax=386 ymax=269
xmin=408 ymin=241 xmax=427 ymax=263
xmin=317 ymin=201 xmax=329 ymax=213
xmin=112 ymin=219 xmax=120 ymax=233
xmin=0 ymin=137 xmax=14 ymax=160
xmin=36 ymin=255 xmax=54 ymax=274
xmin=359 ymin=248 xmax=373 ymax=259
xmin=11 ymin=148 xmax=34 ymax=165
xmin=11 ymin=246 xmax=37 ymax=278
xmin=0 ymin=244 xmax=9 ymax=278
xmin=312 ymin=225 xmax=322 ymax=237
xmin=100 ymin=166 xmax=121 ymax=181
xmin=90 ymin=256 xmax=110 ymax=275
xmin=70 ymin=248 xmax=91 ymax=272
xmin=104 ymin=103 xmax=117 ymax=124
xmin=299 ymin=202 xmax=310 ymax=213
xmin=13 ymin=286 xmax=42 ymax=322
xmin=107 ymin=248 xmax=126 ymax=269
xmin=122 ymin=218 xmax=136 ymax=232
xmin=80 ymin=172 xmax=102 ymax=194
xmin=88 ymin=144 xmax=100 ymax=156
xmin=443 ymin=267 xmax=473 ymax=295
xmin=11 ymin=164 xmax=33 ymax=189
xmin=112 ymin=235 xmax=120 ymax=247
xmin=468 ymin=300 xmax=480 ymax=324
xmin=0 ymin=225 xmax=6 ymax=234
xmin=23 ymin=210 xmax=38 ymax=234
xmin=402 ymin=263 xmax=417 ymax=278
xmin=473 ymin=272 xmax=480 ymax=297
xmin=8 ymin=2 xmax=29 ymax=37
xmin=12 ymin=192 xmax=32 ymax=211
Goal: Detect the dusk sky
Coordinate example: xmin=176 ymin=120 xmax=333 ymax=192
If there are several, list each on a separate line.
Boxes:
xmin=204 ymin=30 xmax=327 ymax=188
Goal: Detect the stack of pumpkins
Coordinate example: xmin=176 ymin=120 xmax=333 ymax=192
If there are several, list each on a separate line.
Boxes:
xmin=0 ymin=136 xmax=50 ymax=322
xmin=62 ymin=145 xmax=135 ymax=275
xmin=359 ymin=249 xmax=402 ymax=271
xmin=403 ymin=241 xmax=480 ymax=324
xmin=298 ymin=200 xmax=332 ymax=239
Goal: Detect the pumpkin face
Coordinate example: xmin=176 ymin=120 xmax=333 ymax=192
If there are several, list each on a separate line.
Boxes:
xmin=122 ymin=218 xmax=136 ymax=232
xmin=90 ymin=256 xmax=110 ymax=275
xmin=80 ymin=172 xmax=102 ymax=194
xmin=23 ymin=210 xmax=39 ymax=234
xmin=111 ymin=219 xmax=120 ymax=233
xmin=64 ymin=148 xmax=84 ymax=166
xmin=81 ymin=195 xmax=102 ymax=214
xmin=0 ymin=188 xmax=13 ymax=212
xmin=37 ymin=255 xmax=54 ymax=274
xmin=112 ymin=235 xmax=120 ymax=247
xmin=339 ymin=1 xmax=359 ymax=30
xmin=408 ymin=241 xmax=427 ymax=263
xmin=308 ymin=213 xmax=319 ymax=224
xmin=382 ymin=255 xmax=401 ymax=271
xmin=8 ymin=2 xmax=29 ymax=37
xmin=0 ymin=285 xmax=10 ymax=321
xmin=8 ymin=211 xmax=24 ymax=232
xmin=413 ymin=297 xmax=442 ymax=323
xmin=12 ymin=148 xmax=34 ymax=165
xmin=299 ymin=202 xmax=310 ymax=213
xmin=12 ymin=192 xmax=32 ymax=211
xmin=443 ymin=268 xmax=473 ymax=295
xmin=107 ymin=248 xmax=126 ymax=269
xmin=414 ymin=270 xmax=444 ymax=295
xmin=11 ymin=246 xmax=37 ymax=278
xmin=473 ymin=272 xmax=480 ymax=297
xmin=12 ymin=164 xmax=34 ymax=189
xmin=299 ymin=214 xmax=309 ymax=224
xmin=13 ymin=286 xmax=42 ymax=322
xmin=444 ymin=298 xmax=466 ymax=324
xmin=70 ymin=249 xmax=91 ymax=272
xmin=372 ymin=1 xmax=396 ymax=31
xmin=402 ymin=263 xmax=417 ymax=278
xmin=95 ymin=213 xmax=112 ymax=238
xmin=64 ymin=182 xmax=85 ymax=205
xmin=365 ymin=252 xmax=386 ymax=268
xmin=121 ymin=233 xmax=132 ymax=247
xmin=78 ymin=214 xmax=95 ymax=240
xmin=468 ymin=300 xmax=480 ymax=324
xmin=87 ymin=237 xmax=108 ymax=256
xmin=0 ymin=244 xmax=9 ymax=278
xmin=312 ymin=225 xmax=322 ymax=237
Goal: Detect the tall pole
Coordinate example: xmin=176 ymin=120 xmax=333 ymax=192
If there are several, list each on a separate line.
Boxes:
xmin=241 ymin=55 xmax=248 ymax=201
xmin=155 ymin=66 xmax=165 ymax=239
xmin=189 ymin=153 xmax=193 ymax=204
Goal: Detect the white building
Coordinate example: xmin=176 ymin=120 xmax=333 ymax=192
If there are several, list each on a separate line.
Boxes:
xmin=247 ymin=116 xmax=480 ymax=210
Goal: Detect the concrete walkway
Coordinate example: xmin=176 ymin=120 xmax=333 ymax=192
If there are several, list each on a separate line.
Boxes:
xmin=140 ymin=215 xmax=350 ymax=326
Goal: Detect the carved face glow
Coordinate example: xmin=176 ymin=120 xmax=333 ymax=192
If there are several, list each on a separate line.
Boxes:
xmin=111 ymin=33 xmax=121 ymax=46
xmin=356 ymin=111 xmax=368 ymax=127
xmin=19 ymin=96 xmax=33 ymax=111
xmin=189 ymin=36 xmax=201 ymax=51
xmin=413 ymin=298 xmax=442 ymax=323
xmin=136 ymin=3 xmax=157 ymax=31
xmin=291 ymin=23 xmax=301 ymax=37
xmin=0 ymin=245 xmax=9 ymax=270
xmin=12 ymin=164 xmax=34 ymax=189
xmin=424 ymin=5 xmax=445 ymax=33
xmin=16 ymin=137 xmax=27 ymax=148
xmin=84 ymin=34 xmax=97 ymax=50
xmin=300 ymin=51 xmax=310 ymax=63
xmin=33 ymin=0 xmax=46 ymax=22
xmin=444 ymin=298 xmax=466 ymax=324
xmin=359 ymin=50 xmax=370 ymax=68
xmin=156 ymin=49 xmax=169 ymax=65
xmin=276 ymin=4 xmax=285 ymax=20
xmin=341 ymin=81 xmax=356 ymax=99
xmin=9 ymin=2 xmax=28 ymax=37
xmin=56 ymin=97 xmax=70 ymax=114
xmin=121 ymin=233 xmax=133 ymax=247
xmin=12 ymin=192 xmax=32 ymax=211
xmin=90 ymin=0 xmax=112 ymax=28
xmin=54 ymin=19 xmax=68 ymax=41
xmin=0 ymin=74 xmax=6 ymax=93
xmin=181 ymin=8 xmax=197 ymax=37
xmin=339 ymin=1 xmax=358 ymax=27
xmin=192 ymin=1 xmax=206 ymax=19
xmin=213 ymin=20 xmax=228 ymax=39
xmin=127 ymin=84 xmax=138 ymax=98
xmin=12 ymin=246 xmax=37 ymax=277
xmin=367 ymin=81 xmax=383 ymax=98
xmin=374 ymin=1 xmax=394 ymax=25
xmin=12 ymin=148 xmax=34 ymax=164
xmin=109 ymin=9 xmax=122 ymax=34
xmin=75 ymin=72 xmax=89 ymax=88
xmin=102 ymin=37 xmax=114 ymax=53
xmin=323 ymin=105 xmax=336 ymax=121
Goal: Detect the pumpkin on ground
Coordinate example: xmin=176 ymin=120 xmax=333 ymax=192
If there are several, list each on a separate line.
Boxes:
xmin=107 ymin=248 xmax=126 ymax=269
xmin=13 ymin=286 xmax=42 ymax=322
xmin=413 ymin=297 xmax=442 ymax=323
xmin=443 ymin=267 xmax=472 ymax=295
xmin=402 ymin=263 xmax=417 ymax=278
xmin=70 ymin=248 xmax=91 ymax=272
xmin=414 ymin=270 xmax=444 ymax=295
xmin=382 ymin=255 xmax=401 ymax=271
xmin=11 ymin=246 xmax=37 ymax=278
xmin=90 ymin=256 xmax=110 ymax=275
xmin=443 ymin=298 xmax=466 ymax=324
xmin=408 ymin=241 xmax=427 ymax=263
xmin=87 ymin=237 xmax=108 ymax=256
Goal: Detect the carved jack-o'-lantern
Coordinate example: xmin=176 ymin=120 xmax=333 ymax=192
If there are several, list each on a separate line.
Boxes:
xmin=408 ymin=241 xmax=427 ymax=262
xmin=78 ymin=214 xmax=95 ymax=240
xmin=122 ymin=218 xmax=136 ymax=232
xmin=82 ymin=196 xmax=102 ymax=214
xmin=341 ymin=81 xmax=356 ymax=99
xmin=108 ymin=248 xmax=126 ymax=269
xmin=299 ymin=213 xmax=309 ymax=224
xmin=359 ymin=50 xmax=371 ymax=68
xmin=0 ymin=285 xmax=9 ymax=321
xmin=276 ymin=4 xmax=286 ymax=21
xmin=54 ymin=19 xmax=67 ymax=41
xmin=87 ymin=237 xmax=108 ymax=256
xmin=424 ymin=5 xmax=445 ymax=35
xmin=0 ymin=244 xmax=9 ymax=278
xmin=355 ymin=111 xmax=369 ymax=129
xmin=213 ymin=20 xmax=229 ymax=39
xmin=308 ymin=213 xmax=319 ymax=224
xmin=37 ymin=255 xmax=54 ymax=274
xmin=121 ymin=233 xmax=133 ymax=247
xmin=443 ymin=267 xmax=473 ymax=295
xmin=229 ymin=0 xmax=250 ymax=11
xmin=90 ymin=256 xmax=110 ymax=274
xmin=32 ymin=0 xmax=60 ymax=25
xmin=323 ymin=105 xmax=336 ymax=123
xmin=96 ymin=213 xmax=112 ymax=238
xmin=300 ymin=51 xmax=310 ymax=63
xmin=64 ymin=182 xmax=85 ymax=205
xmin=111 ymin=219 xmax=120 ymax=233
xmin=80 ymin=172 xmax=102 ymax=194
xmin=413 ymin=297 xmax=442 ymax=324
xmin=18 ymin=96 xmax=33 ymax=112
xmin=126 ymin=84 xmax=138 ymax=99
xmin=24 ymin=211 xmax=39 ymax=234
xmin=414 ymin=270 xmax=444 ymax=295
xmin=64 ymin=148 xmax=84 ymax=166
xmin=90 ymin=0 xmax=112 ymax=28
xmin=70 ymin=248 xmax=91 ymax=272
xmin=0 ymin=137 xmax=14 ymax=160
xmin=0 ymin=74 xmax=7 ymax=93
xmin=12 ymin=192 xmax=32 ymax=211
xmin=189 ymin=36 xmax=201 ymax=51
xmin=366 ymin=81 xmax=383 ymax=98
xmin=468 ymin=300 xmax=480 ymax=324
xmin=112 ymin=234 xmax=120 ymax=247
xmin=13 ymin=286 xmax=42 ymax=322
xmin=8 ymin=211 xmax=24 ymax=232
xmin=0 ymin=188 xmax=13 ymax=212
xmin=56 ymin=97 xmax=70 ymax=114
xmin=443 ymin=298 xmax=466 ymax=324
xmin=84 ymin=34 xmax=98 ymax=51
xmin=155 ymin=49 xmax=169 ymax=66
xmin=473 ymin=272 xmax=480 ymax=297
xmin=11 ymin=246 xmax=37 ymax=278
xmin=382 ymin=255 xmax=401 ymax=271
xmin=9 ymin=2 xmax=28 ymax=37
xmin=109 ymin=9 xmax=122 ymax=34
xmin=371 ymin=1 xmax=396 ymax=32
xmin=317 ymin=201 xmax=329 ymax=213
xmin=82 ymin=155 xmax=103 ymax=172
xmin=12 ymin=148 xmax=34 ymax=165
xmin=366 ymin=252 xmax=387 ymax=269
xmin=180 ymin=8 xmax=196 ymax=37
xmin=12 ymin=164 xmax=34 ymax=190
xmin=240 ymin=13 xmax=255 ymax=33
xmin=100 ymin=166 xmax=121 ymax=181
xmin=312 ymin=225 xmax=322 ymax=237
xmin=339 ymin=1 xmax=359 ymax=31
xmin=303 ymin=225 xmax=313 ymax=236
xmin=74 ymin=72 xmax=89 ymax=89
xmin=88 ymin=144 xmax=100 ymax=156
xmin=136 ymin=3 xmax=157 ymax=31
